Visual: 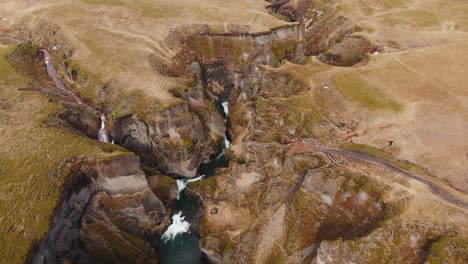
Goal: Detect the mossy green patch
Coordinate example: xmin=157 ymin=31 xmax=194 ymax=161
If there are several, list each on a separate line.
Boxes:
xmin=190 ymin=176 xmax=217 ymax=194
xmin=7 ymin=42 xmax=41 ymax=79
xmin=223 ymin=238 xmax=232 ymax=255
xmin=62 ymin=57 xmax=107 ymax=106
xmin=333 ymin=72 xmax=402 ymax=112
xmin=264 ymin=248 xmax=287 ymax=264
xmin=0 ymin=44 xmax=31 ymax=88
xmin=81 ymin=222 xmax=151 ymax=262
xmin=286 ymin=190 xmax=321 ymax=248
xmin=183 ymin=137 xmax=193 ymax=149
xmin=0 ymin=45 xmax=15 ymax=80
xmin=110 ymin=89 xmax=174 ymax=119
xmin=254 ymin=90 xmax=323 ymax=142
xmin=0 ymin=45 xmax=122 ymax=264
xmin=426 ymin=237 xmax=468 ymax=264
xmin=270 ymin=40 xmax=297 ymax=66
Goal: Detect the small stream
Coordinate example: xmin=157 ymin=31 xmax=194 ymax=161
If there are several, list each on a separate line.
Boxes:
xmin=159 ymin=99 xmax=231 ymax=264
xmin=97 ymin=113 xmax=110 ymax=143
xmin=42 ymin=47 xmax=111 ymax=143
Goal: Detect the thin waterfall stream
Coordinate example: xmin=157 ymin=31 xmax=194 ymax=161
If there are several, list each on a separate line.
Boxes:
xmin=97 ymin=113 xmax=110 ymax=143
xmin=159 ymin=99 xmax=231 ymax=264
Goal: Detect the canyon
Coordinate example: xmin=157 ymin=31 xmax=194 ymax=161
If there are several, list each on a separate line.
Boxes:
xmin=0 ymin=0 xmax=467 ymax=263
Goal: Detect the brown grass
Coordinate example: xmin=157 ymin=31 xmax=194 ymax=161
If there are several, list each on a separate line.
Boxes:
xmin=0 ymin=44 xmax=126 ymax=264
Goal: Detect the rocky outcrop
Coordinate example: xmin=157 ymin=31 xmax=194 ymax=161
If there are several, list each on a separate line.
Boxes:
xmin=111 ymin=102 xmax=220 ymax=178
xmin=317 ymin=36 xmax=373 ymax=66
xmin=59 ymin=102 xmax=100 ymax=139
xmin=313 ymin=222 xmax=460 ymax=264
xmin=192 ymin=139 xmax=467 ymax=263
xmin=165 ymin=23 xmax=305 ymax=74
xmin=108 ymin=22 xmax=310 ymax=179
xmin=267 ymin=0 xmax=314 ymax=22
xmin=189 ymin=142 xmax=392 ymax=263
xmin=269 ymin=0 xmax=377 ymax=64
xmin=32 ymin=153 xmax=168 ymax=263
xmin=148 ymin=6 xmax=389 ymax=262
xmin=79 ymin=188 xmax=162 ymax=263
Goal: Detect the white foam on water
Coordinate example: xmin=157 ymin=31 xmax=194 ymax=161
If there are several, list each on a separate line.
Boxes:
xmin=161 ymin=212 xmax=191 ymax=243
xmin=176 ymin=175 xmax=205 ymax=200
xmin=224 ymin=137 xmax=231 ymax=149
xmin=163 ymin=175 xmax=205 ymax=242
xmin=176 ymin=180 xmax=186 ymax=200
xmin=221 ymin=101 xmax=231 ymax=149
xmin=98 ymin=114 xmax=110 ymax=143
xmin=221 ymin=101 xmax=229 ymax=118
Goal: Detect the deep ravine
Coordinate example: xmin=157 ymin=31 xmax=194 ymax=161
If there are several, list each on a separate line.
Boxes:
xmin=159 ymin=99 xmax=231 ymax=264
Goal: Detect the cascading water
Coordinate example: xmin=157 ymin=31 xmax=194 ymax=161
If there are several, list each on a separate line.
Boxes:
xmin=159 ymin=175 xmax=205 ymax=264
xmin=161 ymin=212 xmax=191 ymax=243
xmin=161 ymin=175 xmax=205 ymax=245
xmin=221 ymin=101 xmax=231 ymax=149
xmin=159 ymin=99 xmax=231 ymax=263
xmin=97 ymin=114 xmax=110 ymax=143
xmin=176 ymin=175 xmax=205 ymax=200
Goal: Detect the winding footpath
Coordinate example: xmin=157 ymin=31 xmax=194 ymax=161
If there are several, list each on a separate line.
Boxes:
xmin=301 ymin=140 xmax=468 ymax=208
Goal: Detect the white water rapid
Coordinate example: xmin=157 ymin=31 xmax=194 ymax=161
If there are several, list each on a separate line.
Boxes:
xmin=162 ymin=99 xmax=231 ymax=244
xmin=161 ymin=212 xmax=191 ymax=243
xmin=162 ymin=175 xmax=205 ymax=243
xmin=221 ymin=101 xmax=231 ymax=149
xmin=176 ymin=175 xmax=205 ymax=200
xmin=97 ymin=114 xmax=110 ymax=143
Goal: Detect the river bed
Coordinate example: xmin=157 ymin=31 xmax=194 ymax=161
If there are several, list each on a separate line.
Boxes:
xmin=159 ymin=99 xmax=231 ymax=263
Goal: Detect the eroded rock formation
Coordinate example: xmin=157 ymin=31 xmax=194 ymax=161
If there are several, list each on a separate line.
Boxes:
xmin=32 ymin=154 xmax=169 ymax=263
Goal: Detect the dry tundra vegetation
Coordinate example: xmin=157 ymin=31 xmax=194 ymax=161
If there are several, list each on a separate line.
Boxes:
xmin=0 ymin=41 xmax=128 ymax=261
xmin=0 ymin=0 xmax=467 ymax=262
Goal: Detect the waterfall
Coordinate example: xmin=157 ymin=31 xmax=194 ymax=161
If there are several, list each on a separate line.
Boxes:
xmin=221 ymin=101 xmax=229 ymax=118
xmin=176 ymin=175 xmax=205 ymax=200
xmin=97 ymin=114 xmax=110 ymax=143
xmin=221 ymin=101 xmax=231 ymax=149
xmin=161 ymin=99 xmax=230 ymax=245
xmin=162 ymin=175 xmax=205 ymax=243
xmin=161 ymin=212 xmax=191 ymax=243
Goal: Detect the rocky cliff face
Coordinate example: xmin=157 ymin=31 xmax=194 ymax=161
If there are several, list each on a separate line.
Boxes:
xmin=32 ymin=154 xmax=171 ymax=263
xmin=154 ymin=2 xmax=468 ymax=262
xmin=111 ymin=102 xmax=220 ymax=178
xmin=189 ymin=142 xmax=396 ymax=263
xmin=103 ymin=22 xmax=308 ymax=179
xmin=189 ymin=141 xmax=467 ymax=263
xmin=11 ymin=0 xmax=373 ymax=182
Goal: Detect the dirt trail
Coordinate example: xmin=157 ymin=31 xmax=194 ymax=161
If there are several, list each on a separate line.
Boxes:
xmin=300 ymin=140 xmax=468 ymax=208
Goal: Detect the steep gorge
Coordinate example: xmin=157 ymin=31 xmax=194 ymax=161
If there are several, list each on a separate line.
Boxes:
xmin=6 ymin=0 xmax=467 ymax=263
